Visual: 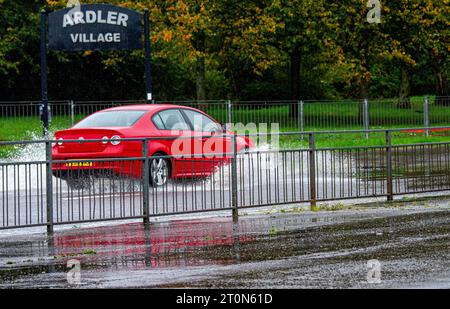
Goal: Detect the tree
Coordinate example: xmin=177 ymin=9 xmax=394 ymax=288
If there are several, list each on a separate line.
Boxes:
xmin=205 ymin=0 xmax=281 ymax=99
xmin=381 ymin=1 xmax=417 ymax=108
xmin=131 ymin=0 xmax=216 ymax=102
xmin=0 ymin=0 xmax=447 ymax=102
xmin=269 ymin=0 xmax=328 ymax=99
xmin=330 ymin=1 xmax=387 ymax=99
xmin=0 ymin=0 xmax=42 ymax=100
xmin=382 ymin=1 xmax=449 ymax=107
xmin=417 ymin=0 xmax=449 ymax=105
xmin=263 ymin=0 xmax=340 ymax=116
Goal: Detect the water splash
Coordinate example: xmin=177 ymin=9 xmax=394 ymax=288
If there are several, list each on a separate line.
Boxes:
xmin=3 ymin=131 xmax=55 ymax=163
xmin=0 ymin=132 xmax=54 ymax=192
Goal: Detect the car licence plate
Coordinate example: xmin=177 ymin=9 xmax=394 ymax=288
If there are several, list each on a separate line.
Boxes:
xmin=65 ymin=162 xmax=94 ymax=168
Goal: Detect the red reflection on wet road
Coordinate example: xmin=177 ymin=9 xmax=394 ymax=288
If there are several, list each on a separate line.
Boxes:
xmin=52 ymin=219 xmax=254 ymax=269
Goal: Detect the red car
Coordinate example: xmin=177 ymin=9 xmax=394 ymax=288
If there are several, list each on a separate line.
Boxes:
xmin=52 ymin=105 xmax=254 ymax=187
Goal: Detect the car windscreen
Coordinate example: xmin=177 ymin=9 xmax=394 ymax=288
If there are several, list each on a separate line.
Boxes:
xmin=74 ymin=111 xmax=147 ymax=128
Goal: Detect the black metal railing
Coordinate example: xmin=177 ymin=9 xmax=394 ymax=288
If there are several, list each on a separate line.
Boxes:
xmin=1 ymin=129 xmax=450 ymax=233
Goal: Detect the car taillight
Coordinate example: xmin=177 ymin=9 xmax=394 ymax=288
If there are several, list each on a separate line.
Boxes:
xmin=111 ymin=135 xmax=121 ymax=146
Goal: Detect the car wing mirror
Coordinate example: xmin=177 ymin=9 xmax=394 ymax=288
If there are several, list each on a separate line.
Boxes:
xmin=222 ymin=124 xmax=231 ymax=132
xmin=210 ymin=128 xmax=220 ymax=136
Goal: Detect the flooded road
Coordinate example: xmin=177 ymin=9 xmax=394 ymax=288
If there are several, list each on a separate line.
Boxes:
xmin=0 ymin=200 xmax=448 ymax=289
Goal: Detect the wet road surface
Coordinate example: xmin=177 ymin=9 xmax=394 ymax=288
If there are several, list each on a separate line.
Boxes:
xmin=0 ymin=199 xmax=448 ymax=289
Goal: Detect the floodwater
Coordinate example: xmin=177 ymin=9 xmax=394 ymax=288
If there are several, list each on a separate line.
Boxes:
xmin=0 ymin=200 xmax=448 ymax=289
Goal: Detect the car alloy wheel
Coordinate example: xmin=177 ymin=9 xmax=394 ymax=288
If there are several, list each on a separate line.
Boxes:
xmin=150 ymin=156 xmax=169 ymax=187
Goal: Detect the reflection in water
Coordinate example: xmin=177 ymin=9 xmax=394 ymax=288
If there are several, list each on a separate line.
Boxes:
xmin=2 ymin=214 xmax=350 ymax=271
xmin=233 ymin=223 xmax=241 ymax=263
xmin=46 ymin=219 xmax=251 ymax=271
xmin=47 ymin=234 xmax=56 ymax=274
xmin=1 ymin=210 xmax=381 ymax=284
xmin=144 ymin=223 xmax=152 ymax=269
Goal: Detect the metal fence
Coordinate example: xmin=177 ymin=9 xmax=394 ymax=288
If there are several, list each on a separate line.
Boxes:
xmin=1 ymin=129 xmax=450 ymax=233
xmin=1 ymin=97 xmax=449 ymax=140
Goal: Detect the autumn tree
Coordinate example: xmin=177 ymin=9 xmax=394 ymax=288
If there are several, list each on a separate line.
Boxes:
xmin=1 ymin=0 xmax=447 ymax=102
xmin=206 ymin=0 xmax=281 ymax=98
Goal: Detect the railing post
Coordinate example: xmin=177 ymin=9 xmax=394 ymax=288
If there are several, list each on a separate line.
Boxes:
xmin=231 ymin=134 xmax=239 ymax=223
xmin=386 ymin=131 xmax=394 ymax=201
xmin=142 ymin=139 xmax=150 ymax=224
xmin=364 ymin=98 xmax=370 ymax=139
xmin=424 ymin=96 xmax=429 ymax=137
xmin=227 ymin=100 xmax=233 ymax=127
xmin=298 ymin=100 xmax=304 ymax=139
xmin=308 ymin=133 xmax=317 ymax=211
xmin=70 ymin=100 xmax=75 ymax=127
xmin=45 ymin=141 xmax=54 ymax=235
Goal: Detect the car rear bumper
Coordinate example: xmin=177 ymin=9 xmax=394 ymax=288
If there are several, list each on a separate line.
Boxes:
xmin=52 ymin=154 xmax=143 ymax=179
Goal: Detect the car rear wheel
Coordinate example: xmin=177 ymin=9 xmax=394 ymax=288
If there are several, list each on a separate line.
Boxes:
xmin=150 ymin=154 xmax=170 ymax=187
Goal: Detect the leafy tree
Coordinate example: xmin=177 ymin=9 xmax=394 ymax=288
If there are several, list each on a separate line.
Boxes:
xmin=382 ymin=0 xmax=449 ymax=107
xmin=417 ymin=0 xmax=449 ymax=105
xmin=0 ymin=0 xmax=447 ymax=103
xmin=0 ymin=0 xmax=42 ymax=100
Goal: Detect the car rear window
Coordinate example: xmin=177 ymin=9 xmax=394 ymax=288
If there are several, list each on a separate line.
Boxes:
xmin=74 ymin=111 xmax=146 ymax=128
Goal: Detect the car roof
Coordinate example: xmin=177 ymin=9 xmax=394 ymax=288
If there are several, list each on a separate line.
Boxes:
xmin=100 ymin=104 xmax=199 ymax=113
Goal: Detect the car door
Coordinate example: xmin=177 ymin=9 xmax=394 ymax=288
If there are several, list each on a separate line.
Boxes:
xmin=152 ymin=109 xmax=194 ymax=176
xmin=180 ymin=109 xmax=231 ymax=175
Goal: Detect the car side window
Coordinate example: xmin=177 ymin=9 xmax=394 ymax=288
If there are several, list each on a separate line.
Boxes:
xmin=152 ymin=114 xmax=165 ymax=129
xmin=156 ymin=109 xmax=191 ymax=131
xmin=183 ymin=110 xmax=222 ymax=133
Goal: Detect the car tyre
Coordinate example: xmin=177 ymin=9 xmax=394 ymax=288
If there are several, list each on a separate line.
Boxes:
xmin=149 ymin=153 xmax=170 ymax=187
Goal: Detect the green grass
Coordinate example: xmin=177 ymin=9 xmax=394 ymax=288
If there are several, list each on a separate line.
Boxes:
xmin=0 ymin=115 xmax=77 ymax=158
xmin=276 ymin=131 xmax=450 ymax=149
xmin=206 ymin=95 xmax=449 ymax=131
xmin=0 ymin=115 xmax=73 ymax=141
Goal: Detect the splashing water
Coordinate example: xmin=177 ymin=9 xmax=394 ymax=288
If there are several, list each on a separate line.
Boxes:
xmin=0 ymin=131 xmax=54 ymax=192
xmin=2 ymin=131 xmax=55 ymax=163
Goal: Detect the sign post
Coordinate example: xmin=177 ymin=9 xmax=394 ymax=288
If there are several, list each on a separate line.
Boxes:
xmin=41 ymin=4 xmax=151 ymax=136
xmin=144 ymin=8 xmax=153 ymax=103
xmin=40 ymin=10 xmax=49 ymax=137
